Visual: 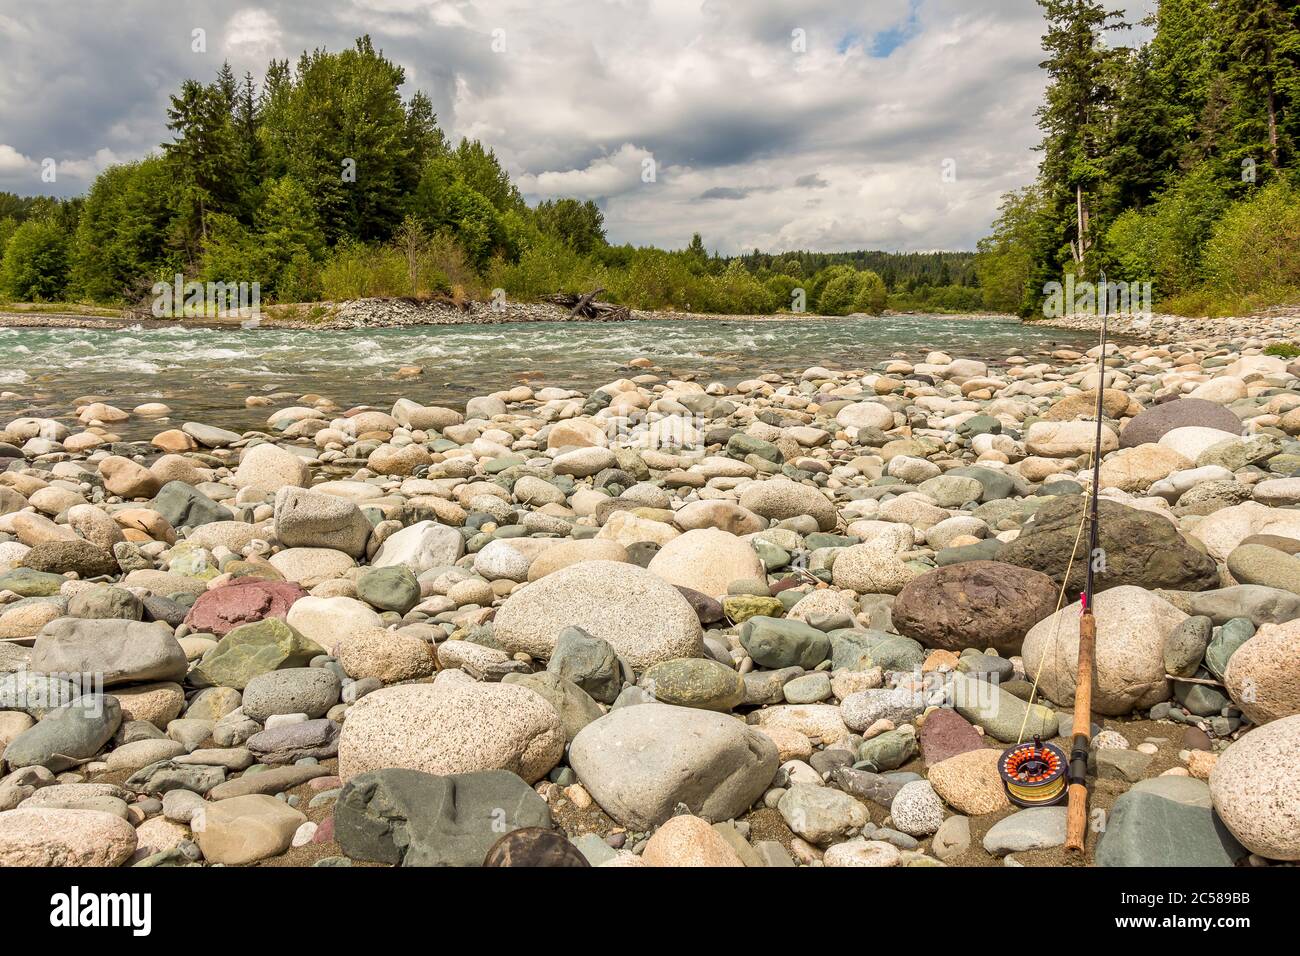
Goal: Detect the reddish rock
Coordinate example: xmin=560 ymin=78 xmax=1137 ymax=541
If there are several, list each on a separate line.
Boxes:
xmin=893 ymin=561 xmax=1059 ymax=655
xmin=919 ymin=708 xmax=983 ymax=766
xmin=184 ymin=578 xmax=308 ymax=637
xmin=312 ymin=815 xmax=335 ymax=844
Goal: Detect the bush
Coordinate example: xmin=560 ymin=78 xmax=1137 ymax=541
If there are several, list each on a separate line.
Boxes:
xmin=1203 ymin=181 xmax=1300 ymax=297
xmin=490 ymin=234 xmax=604 ymax=301
xmin=318 ymin=240 xmax=410 ymax=299
xmin=0 ymin=218 xmax=70 ymax=301
xmin=814 ymin=267 xmax=887 ymax=315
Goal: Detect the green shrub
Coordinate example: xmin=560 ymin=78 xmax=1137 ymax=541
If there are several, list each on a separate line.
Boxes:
xmin=1264 ymin=342 xmax=1300 ymax=358
xmin=1203 ymin=181 xmax=1300 ymax=297
xmin=0 ymin=218 xmax=70 ymax=301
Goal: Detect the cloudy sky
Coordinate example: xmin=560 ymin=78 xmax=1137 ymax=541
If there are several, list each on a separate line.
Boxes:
xmin=0 ymin=0 xmax=1156 ymax=254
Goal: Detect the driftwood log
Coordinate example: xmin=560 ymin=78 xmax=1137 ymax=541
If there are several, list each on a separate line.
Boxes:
xmin=542 ymin=289 xmax=632 ymax=321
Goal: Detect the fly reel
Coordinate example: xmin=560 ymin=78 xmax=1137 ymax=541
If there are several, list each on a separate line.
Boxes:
xmin=999 ymin=736 xmax=1068 ymax=808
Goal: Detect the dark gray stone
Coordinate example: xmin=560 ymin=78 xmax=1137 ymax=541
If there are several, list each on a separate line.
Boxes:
xmin=335 ymin=768 xmax=552 ymax=867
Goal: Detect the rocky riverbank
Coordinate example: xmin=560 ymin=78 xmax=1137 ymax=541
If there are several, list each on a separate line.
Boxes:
xmin=0 ymin=331 xmax=1298 ymax=868
xmin=1034 ymin=304 xmax=1300 ymax=345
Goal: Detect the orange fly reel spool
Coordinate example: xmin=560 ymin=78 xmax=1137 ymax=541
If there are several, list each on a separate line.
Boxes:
xmin=999 ymin=735 xmax=1068 ymax=808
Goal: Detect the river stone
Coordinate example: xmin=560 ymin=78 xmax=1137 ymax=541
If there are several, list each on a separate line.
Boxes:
xmin=246 ymin=717 xmax=340 ymax=763
xmin=777 ymin=783 xmax=870 ymax=844
xmin=125 ymin=759 xmax=226 ymax=796
xmin=1198 ymin=434 xmax=1284 ymax=471
xmin=273 ymin=489 xmax=371 ymax=556
xmin=831 ymin=545 xmax=923 ymax=595
xmin=371 ymin=520 xmax=465 ymax=573
xmin=1022 ymin=586 xmax=1186 ymax=715
xmin=950 ymin=673 xmax=1057 ymax=742
xmin=0 ymin=568 xmax=64 ymax=597
xmin=104 ymin=738 xmax=188 ymax=772
xmin=241 ymin=668 xmax=341 ymax=721
xmin=918 ymin=708 xmax=984 ymax=765
xmin=0 ymin=807 xmax=137 ymax=867
xmin=113 ymin=681 xmax=185 ymax=727
xmin=783 ymin=671 xmax=832 ymax=703
xmin=205 ymin=763 xmax=330 ymax=799
xmin=283 ymin=595 xmax=383 ymax=649
xmin=999 ymin=497 xmax=1218 ymax=595
xmin=842 ymin=686 xmax=931 ymax=731
xmin=493 ymin=560 xmax=704 ymax=671
xmin=151 ymin=481 xmax=232 ymax=529
xmin=191 ymin=618 xmax=326 ymax=689
xmin=336 ymin=768 xmax=552 ymax=867
xmin=500 ymin=671 xmax=602 ymax=742
xmin=645 ymin=528 xmax=765 ymax=598
xmin=1203 ymin=617 xmax=1254 ymax=683
xmin=234 ymin=441 xmax=311 ymax=495
xmin=1120 ymin=398 xmax=1243 ymax=448
xmin=1224 ymin=619 xmax=1300 ymax=724
xmin=926 ymin=747 xmax=1010 ymax=815
xmin=21 ymin=540 xmax=117 ymax=578
xmin=857 ymin=725 xmax=918 ymax=771
xmin=569 ymin=703 xmax=778 ymax=829
xmin=982 ymin=807 xmax=1068 ymax=856
xmin=28 ymin=618 xmax=187 ymax=687
xmin=338 ymin=682 xmax=564 ymax=784
xmin=183 ymin=579 xmax=307 ymax=637
xmin=193 ymin=793 xmax=306 ymax=865
xmin=1157 ymin=585 xmax=1300 ymax=627
xmin=890 ymin=780 xmax=945 ymax=837
xmin=2 ymin=695 xmax=122 ymax=772
xmin=546 ymin=627 xmax=623 ymax=704
xmin=642 ymin=658 xmax=745 ymax=711
xmin=1096 ymin=777 xmax=1246 ymax=867
xmin=642 ymin=814 xmax=745 ymax=867
xmin=1226 ymin=544 xmax=1300 ymax=596
xmin=1209 ymin=715 xmax=1300 ymax=861
xmin=830 ymin=629 xmax=925 ymax=673
xmin=334 ymin=626 xmax=435 ymax=683
xmin=67 ymin=586 xmax=143 ymax=621
xmin=355 ymin=565 xmax=421 ymax=614
xmin=1163 ymin=615 xmax=1211 ymax=678
xmin=739 ymin=616 xmax=830 ymax=669
xmin=738 ymin=478 xmax=837 ymax=531
xmin=891 ymin=561 xmax=1057 ymax=655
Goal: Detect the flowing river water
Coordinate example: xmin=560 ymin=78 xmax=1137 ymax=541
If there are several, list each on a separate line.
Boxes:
xmin=0 ymin=315 xmax=1098 ymax=439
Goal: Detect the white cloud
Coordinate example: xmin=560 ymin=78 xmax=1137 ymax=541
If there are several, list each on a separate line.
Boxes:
xmin=225 ymin=9 xmax=284 ymax=59
xmin=519 ymin=144 xmax=655 ymax=201
xmin=0 ymin=144 xmax=34 ymax=175
xmin=0 ymin=0 xmax=1161 ymax=250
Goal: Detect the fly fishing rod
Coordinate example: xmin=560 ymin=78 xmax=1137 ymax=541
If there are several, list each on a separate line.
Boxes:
xmin=1064 ymin=271 xmax=1109 ymax=853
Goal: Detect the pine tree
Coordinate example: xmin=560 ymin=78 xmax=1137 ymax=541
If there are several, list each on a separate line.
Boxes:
xmin=1035 ymin=0 xmax=1129 ymax=269
xmin=163 ymin=79 xmax=241 ymax=246
xmin=1217 ymin=0 xmax=1300 ymax=172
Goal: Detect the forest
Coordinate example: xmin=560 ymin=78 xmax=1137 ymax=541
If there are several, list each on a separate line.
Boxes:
xmin=2 ymin=2 xmax=1298 ymax=319
xmin=978 ymin=0 xmax=1300 ymax=317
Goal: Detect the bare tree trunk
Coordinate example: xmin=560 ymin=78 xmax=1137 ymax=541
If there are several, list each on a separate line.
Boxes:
xmin=1267 ymin=86 xmax=1280 ymax=168
xmin=1072 ymin=184 xmax=1089 ymax=264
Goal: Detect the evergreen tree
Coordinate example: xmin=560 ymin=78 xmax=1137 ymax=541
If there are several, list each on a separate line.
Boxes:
xmin=1217 ymin=0 xmax=1300 ymax=173
xmin=1035 ymin=0 xmax=1129 ymax=271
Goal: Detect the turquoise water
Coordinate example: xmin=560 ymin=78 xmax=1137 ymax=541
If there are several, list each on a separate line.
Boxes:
xmin=0 ymin=316 xmax=1093 ymax=437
